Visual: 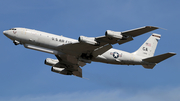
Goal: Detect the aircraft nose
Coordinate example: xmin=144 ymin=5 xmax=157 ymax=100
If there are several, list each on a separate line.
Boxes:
xmin=3 ymin=31 xmax=6 ymax=35
xmin=3 ymin=30 xmax=7 ymax=35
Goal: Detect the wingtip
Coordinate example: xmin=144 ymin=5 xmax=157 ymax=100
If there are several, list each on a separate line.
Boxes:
xmin=168 ymin=52 xmax=176 ymax=55
xmin=146 ymin=26 xmax=167 ymax=30
xmin=145 ymin=26 xmax=159 ymax=29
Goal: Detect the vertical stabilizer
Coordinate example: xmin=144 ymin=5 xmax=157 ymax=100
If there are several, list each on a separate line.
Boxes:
xmin=133 ymin=33 xmax=161 ymax=58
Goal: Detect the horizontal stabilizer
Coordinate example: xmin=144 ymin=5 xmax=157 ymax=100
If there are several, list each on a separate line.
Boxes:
xmin=143 ymin=52 xmax=176 ymax=63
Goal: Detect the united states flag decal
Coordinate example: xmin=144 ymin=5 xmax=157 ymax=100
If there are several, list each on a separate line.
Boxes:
xmin=146 ymin=43 xmax=151 ymax=47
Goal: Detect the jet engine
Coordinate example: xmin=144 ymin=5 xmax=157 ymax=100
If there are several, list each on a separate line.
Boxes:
xmin=44 ymin=58 xmax=59 ymax=67
xmin=45 ymin=58 xmax=68 ymax=68
xmin=13 ymin=40 xmax=20 ymax=45
xmin=105 ymin=30 xmax=123 ymax=39
xmin=45 ymin=58 xmax=72 ymax=75
xmin=51 ymin=67 xmax=72 ymax=75
xmin=78 ymin=36 xmax=99 ymax=45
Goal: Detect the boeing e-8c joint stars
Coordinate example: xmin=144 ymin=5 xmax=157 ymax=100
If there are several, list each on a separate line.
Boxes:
xmin=3 ymin=26 xmax=176 ymax=78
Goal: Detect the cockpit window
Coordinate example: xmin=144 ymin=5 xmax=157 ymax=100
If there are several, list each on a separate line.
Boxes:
xmin=9 ymin=28 xmax=16 ymax=30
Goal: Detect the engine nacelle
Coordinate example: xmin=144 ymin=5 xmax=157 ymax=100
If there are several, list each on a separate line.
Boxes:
xmin=13 ymin=40 xmax=20 ymax=45
xmin=44 ymin=58 xmax=59 ymax=66
xmin=45 ymin=58 xmax=71 ymax=75
xmin=51 ymin=67 xmax=72 ymax=75
xmin=78 ymin=36 xmax=99 ymax=45
xmin=105 ymin=30 xmax=123 ymax=39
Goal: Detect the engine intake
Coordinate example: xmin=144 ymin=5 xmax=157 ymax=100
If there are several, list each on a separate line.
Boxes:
xmin=78 ymin=36 xmax=99 ymax=45
xmin=105 ymin=30 xmax=123 ymax=39
xmin=13 ymin=40 xmax=20 ymax=45
xmin=51 ymin=67 xmax=72 ymax=75
xmin=45 ymin=58 xmax=59 ymax=66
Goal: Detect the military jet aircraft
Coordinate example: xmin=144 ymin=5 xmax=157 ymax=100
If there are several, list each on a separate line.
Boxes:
xmin=3 ymin=26 xmax=176 ymax=78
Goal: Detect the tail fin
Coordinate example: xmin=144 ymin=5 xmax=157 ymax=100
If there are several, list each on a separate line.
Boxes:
xmin=133 ymin=33 xmax=161 ymax=58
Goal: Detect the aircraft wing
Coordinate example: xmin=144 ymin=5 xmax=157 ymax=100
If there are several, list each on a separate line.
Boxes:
xmin=57 ymin=42 xmax=105 ymax=57
xmin=96 ymin=26 xmax=159 ymax=45
xmin=55 ymin=55 xmax=83 ymax=78
xmin=57 ymin=26 xmax=158 ymax=59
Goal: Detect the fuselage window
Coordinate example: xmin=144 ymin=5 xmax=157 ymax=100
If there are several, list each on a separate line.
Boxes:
xmin=56 ymin=38 xmax=58 ymax=41
xmin=9 ymin=28 xmax=16 ymax=30
xmin=52 ymin=37 xmax=54 ymax=40
xmin=58 ymin=39 xmax=66 ymax=43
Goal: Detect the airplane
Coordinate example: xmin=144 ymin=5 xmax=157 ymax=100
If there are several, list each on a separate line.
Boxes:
xmin=3 ymin=26 xmax=176 ymax=78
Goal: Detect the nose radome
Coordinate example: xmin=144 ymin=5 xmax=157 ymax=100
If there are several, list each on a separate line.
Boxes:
xmin=3 ymin=31 xmax=7 ymax=35
xmin=3 ymin=30 xmax=9 ymax=36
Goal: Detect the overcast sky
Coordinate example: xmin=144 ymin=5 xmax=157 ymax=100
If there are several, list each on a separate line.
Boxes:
xmin=1 ymin=0 xmax=180 ymax=101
